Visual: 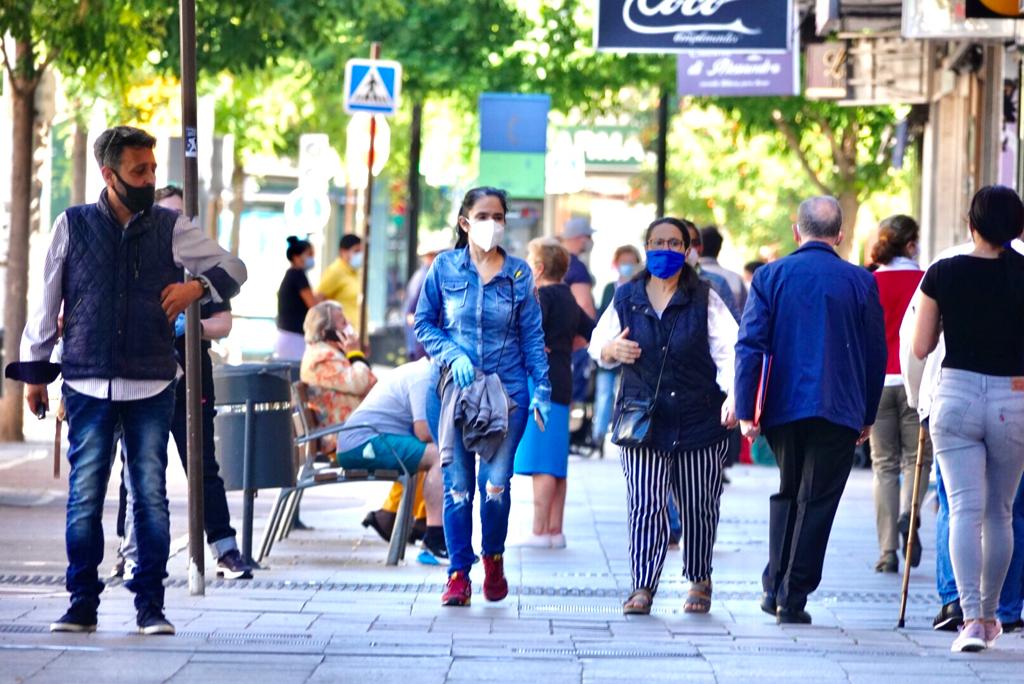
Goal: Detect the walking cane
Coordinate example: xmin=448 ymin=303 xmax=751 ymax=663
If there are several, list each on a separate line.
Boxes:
xmin=52 ymin=399 xmax=65 ymax=479
xmin=897 ymin=426 xmax=928 ymax=628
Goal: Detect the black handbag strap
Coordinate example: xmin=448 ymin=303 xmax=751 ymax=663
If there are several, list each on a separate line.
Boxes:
xmin=649 ymin=309 xmax=680 ymax=403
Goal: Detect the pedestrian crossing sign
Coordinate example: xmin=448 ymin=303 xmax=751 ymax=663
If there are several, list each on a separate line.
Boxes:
xmin=344 ymin=59 xmax=402 ymax=116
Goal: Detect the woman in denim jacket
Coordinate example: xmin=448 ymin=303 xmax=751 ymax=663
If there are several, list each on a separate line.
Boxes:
xmin=414 ymin=187 xmax=551 ymax=607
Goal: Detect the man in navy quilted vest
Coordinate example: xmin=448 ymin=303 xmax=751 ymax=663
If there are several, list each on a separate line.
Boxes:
xmin=4 ymin=126 xmax=247 ymax=636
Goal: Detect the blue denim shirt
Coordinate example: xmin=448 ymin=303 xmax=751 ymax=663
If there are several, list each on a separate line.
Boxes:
xmin=735 ymin=241 xmax=887 ymax=433
xmin=414 ymin=247 xmax=550 ymax=404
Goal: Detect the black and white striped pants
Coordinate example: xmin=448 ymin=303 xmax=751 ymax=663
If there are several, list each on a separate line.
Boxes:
xmin=620 ymin=438 xmax=729 ymax=593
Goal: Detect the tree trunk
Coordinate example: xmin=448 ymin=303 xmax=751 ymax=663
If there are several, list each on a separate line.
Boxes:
xmin=404 ymin=100 xmax=423 ymax=280
xmin=228 ymin=155 xmax=244 ymax=257
xmin=70 ymin=118 xmax=88 ymax=206
xmin=1 ymin=61 xmax=39 ymax=442
xmin=836 ymin=191 xmax=860 ymax=263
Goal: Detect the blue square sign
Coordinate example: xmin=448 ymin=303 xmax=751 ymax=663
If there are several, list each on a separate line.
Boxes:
xmin=344 ymin=59 xmax=403 ymax=116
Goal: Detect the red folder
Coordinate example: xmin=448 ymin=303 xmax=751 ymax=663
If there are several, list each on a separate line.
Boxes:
xmin=754 ymin=354 xmax=773 ymax=428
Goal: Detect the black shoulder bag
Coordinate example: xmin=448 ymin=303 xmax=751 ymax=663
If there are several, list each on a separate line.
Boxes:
xmin=611 ymin=311 xmax=679 ymax=448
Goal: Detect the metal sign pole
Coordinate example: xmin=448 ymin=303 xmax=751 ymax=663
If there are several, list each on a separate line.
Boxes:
xmin=179 ymin=0 xmax=205 ymax=597
xmin=358 ymin=42 xmax=381 ymax=351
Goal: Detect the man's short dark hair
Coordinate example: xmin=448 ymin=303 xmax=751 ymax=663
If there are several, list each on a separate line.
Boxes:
xmin=700 ymin=226 xmax=724 ymax=258
xmin=93 ymin=126 xmax=157 ymax=170
xmin=155 ymin=185 xmax=183 ymax=202
xmin=797 ymin=196 xmax=843 ymax=239
xmin=339 ymin=233 xmax=362 ymax=251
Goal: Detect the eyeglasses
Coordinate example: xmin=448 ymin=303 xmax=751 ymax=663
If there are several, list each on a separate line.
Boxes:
xmin=647 ymin=238 xmax=686 ymax=251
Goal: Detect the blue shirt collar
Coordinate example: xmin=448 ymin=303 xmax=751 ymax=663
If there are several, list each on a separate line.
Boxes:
xmin=456 ymin=246 xmax=519 ymax=281
xmin=794 ymin=240 xmax=840 ymax=258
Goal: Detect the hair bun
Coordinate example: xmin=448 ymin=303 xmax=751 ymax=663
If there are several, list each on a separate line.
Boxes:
xmin=286 ymin=235 xmax=299 ymax=245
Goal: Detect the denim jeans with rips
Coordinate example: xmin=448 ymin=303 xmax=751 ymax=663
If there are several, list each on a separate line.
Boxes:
xmin=427 ymin=386 xmax=528 ymax=575
xmin=63 ymin=382 xmax=175 ymax=611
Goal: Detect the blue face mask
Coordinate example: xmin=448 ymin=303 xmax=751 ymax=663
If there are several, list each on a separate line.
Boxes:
xmin=304 ymin=256 xmax=316 ymax=271
xmin=618 ymin=263 xmax=636 ymax=279
xmin=646 ymin=250 xmax=685 ymax=279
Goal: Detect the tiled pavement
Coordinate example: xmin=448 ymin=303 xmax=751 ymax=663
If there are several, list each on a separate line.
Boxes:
xmin=1 ymin=426 xmax=1022 ymax=682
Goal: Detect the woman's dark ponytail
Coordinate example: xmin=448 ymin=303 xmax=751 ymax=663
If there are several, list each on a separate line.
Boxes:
xmin=871 ymin=215 xmax=919 ymax=265
xmin=286 ymin=235 xmax=312 ymax=261
xmin=454 ymin=186 xmax=509 ymax=249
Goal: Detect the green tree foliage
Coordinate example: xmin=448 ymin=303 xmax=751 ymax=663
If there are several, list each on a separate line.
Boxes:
xmin=714 ymin=96 xmax=904 ymax=259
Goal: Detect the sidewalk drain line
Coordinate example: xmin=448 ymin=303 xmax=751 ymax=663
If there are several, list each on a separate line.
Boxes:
xmin=0 ymin=624 xmax=48 ymax=634
xmin=0 ymin=574 xmax=937 ymax=604
xmin=512 ymin=647 xmax=700 ymax=658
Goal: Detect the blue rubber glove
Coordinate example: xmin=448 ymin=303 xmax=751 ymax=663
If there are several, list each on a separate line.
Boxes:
xmin=450 ymin=355 xmax=475 ymax=389
xmin=173 ymin=312 xmax=186 ymax=338
xmin=529 ymin=394 xmax=551 ymax=431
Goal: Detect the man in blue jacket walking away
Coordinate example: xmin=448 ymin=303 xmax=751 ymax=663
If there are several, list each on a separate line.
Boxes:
xmin=735 ymin=196 xmax=887 ymax=625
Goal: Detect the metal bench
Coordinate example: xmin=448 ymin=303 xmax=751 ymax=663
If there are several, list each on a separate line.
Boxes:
xmin=255 ymin=381 xmax=418 ymax=566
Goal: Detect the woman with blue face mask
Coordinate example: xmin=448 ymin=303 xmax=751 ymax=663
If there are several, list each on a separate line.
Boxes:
xmin=415 ymin=187 xmax=551 ymax=608
xmin=588 ymin=217 xmax=739 ymax=616
xmin=274 ymin=235 xmax=321 ymax=361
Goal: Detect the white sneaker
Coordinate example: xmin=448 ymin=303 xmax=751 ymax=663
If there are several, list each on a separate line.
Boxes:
xmin=951 ymin=621 xmax=987 ymax=653
xmin=984 ymin=620 xmax=1003 ymax=648
xmin=517 ymin=534 xmax=552 ymax=548
xmin=549 ymin=533 xmax=566 ymax=549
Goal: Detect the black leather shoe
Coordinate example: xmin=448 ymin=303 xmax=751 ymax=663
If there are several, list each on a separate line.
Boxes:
xmin=874 ymin=551 xmax=898 ymax=573
xmin=776 ymin=607 xmax=812 ymax=625
xmin=932 ymin=600 xmax=964 ymax=632
xmin=1002 ymin=619 xmax=1024 ymax=634
xmin=898 ymin=513 xmax=921 ymax=568
xmin=760 ymin=592 xmax=777 ymax=616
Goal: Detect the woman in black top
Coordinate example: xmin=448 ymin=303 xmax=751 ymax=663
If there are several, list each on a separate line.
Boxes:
xmin=514 ymin=238 xmax=594 ymax=549
xmin=275 ymin=236 xmax=321 ymax=360
xmin=913 ymin=185 xmax=1024 ymax=652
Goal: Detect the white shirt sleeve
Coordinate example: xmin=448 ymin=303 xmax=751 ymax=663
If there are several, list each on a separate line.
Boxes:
xmin=588 ymin=305 xmax=623 ymax=369
xmin=171 ymin=215 xmax=248 ymax=302
xmin=20 ymin=214 xmax=68 ymax=364
xmin=707 ymin=289 xmax=738 ymax=395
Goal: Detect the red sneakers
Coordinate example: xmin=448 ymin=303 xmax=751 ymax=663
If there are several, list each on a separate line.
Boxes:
xmin=442 ymin=571 xmax=472 ymax=607
xmin=482 ymin=554 xmax=508 ymax=602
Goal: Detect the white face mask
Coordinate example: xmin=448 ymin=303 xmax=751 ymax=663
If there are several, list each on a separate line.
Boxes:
xmin=467 ymin=219 xmax=503 ymax=252
xmin=349 ymin=251 xmax=364 ymax=269
xmin=685 ymin=248 xmax=699 ymax=267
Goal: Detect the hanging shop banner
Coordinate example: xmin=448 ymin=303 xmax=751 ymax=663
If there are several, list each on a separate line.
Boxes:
xmin=676 ymin=40 xmax=799 ymax=97
xmin=595 ymin=0 xmax=793 ymax=53
xmin=903 ymin=0 xmax=1017 ymax=38
xmin=965 ymin=0 xmax=1024 ymax=18
xmin=805 ymin=43 xmax=848 ymax=100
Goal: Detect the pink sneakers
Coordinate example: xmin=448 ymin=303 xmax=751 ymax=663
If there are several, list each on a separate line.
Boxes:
xmin=951 ymin=621 xmax=987 ymax=653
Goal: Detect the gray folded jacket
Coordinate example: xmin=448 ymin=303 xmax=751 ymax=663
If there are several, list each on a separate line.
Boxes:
xmin=437 ymin=366 xmax=518 ymax=465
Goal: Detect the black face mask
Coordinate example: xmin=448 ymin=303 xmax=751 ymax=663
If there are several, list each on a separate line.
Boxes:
xmin=111 ymin=171 xmax=155 ymax=214
xmin=323 ymin=329 xmax=341 ymax=343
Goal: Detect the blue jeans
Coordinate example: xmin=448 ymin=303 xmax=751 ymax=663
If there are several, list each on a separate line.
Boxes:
xmin=934 ymin=458 xmax=960 ymax=605
xmin=592 ymin=368 xmax=617 ymax=443
xmin=667 ymin=492 xmax=682 ymax=540
xmin=427 ymin=387 xmax=528 ymax=575
xmin=63 ymin=382 xmax=176 ymax=610
xmin=998 ymin=476 xmax=1024 ymax=623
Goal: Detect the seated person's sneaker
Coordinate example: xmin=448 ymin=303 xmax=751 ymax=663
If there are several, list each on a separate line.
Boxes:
xmin=442 ymin=572 xmax=471 ymax=606
xmin=136 ymin=605 xmax=175 ymax=636
xmin=417 ymin=530 xmax=449 ymax=566
xmin=950 ymin=621 xmax=986 ymax=653
xmin=482 ymin=554 xmax=508 ymax=602
xmin=984 ymin=620 xmax=1002 ymax=648
xmin=50 ymin=601 xmax=98 ymax=633
xmin=216 ymin=549 xmax=254 ymax=580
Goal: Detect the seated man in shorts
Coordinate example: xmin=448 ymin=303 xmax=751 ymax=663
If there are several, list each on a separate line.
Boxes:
xmin=336 ymin=357 xmax=446 ymax=564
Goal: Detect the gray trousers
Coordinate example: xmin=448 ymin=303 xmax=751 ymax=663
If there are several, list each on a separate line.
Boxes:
xmin=871 ymin=385 xmax=931 ymax=554
xmin=931 ymin=369 xmax=1024 ymax=620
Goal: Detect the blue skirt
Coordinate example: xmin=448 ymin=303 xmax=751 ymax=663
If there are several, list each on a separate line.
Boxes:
xmin=513 ymin=401 xmax=571 ymax=478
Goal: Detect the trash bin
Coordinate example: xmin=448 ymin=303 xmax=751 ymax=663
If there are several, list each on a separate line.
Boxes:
xmin=212 ymin=363 xmax=296 ymax=564
xmin=212 ymin=363 xmax=295 ymax=491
